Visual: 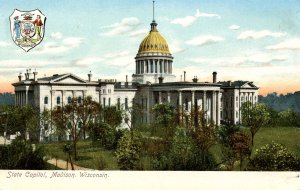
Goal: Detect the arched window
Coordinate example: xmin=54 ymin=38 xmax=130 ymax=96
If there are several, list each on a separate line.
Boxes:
xmin=78 ymin=96 xmax=82 ymax=104
xmin=44 ymin=96 xmax=48 ymax=104
xmin=68 ymin=96 xmax=72 ymax=104
xmin=108 ymin=98 xmax=111 ymax=106
xmin=57 ymin=97 xmax=61 ymax=105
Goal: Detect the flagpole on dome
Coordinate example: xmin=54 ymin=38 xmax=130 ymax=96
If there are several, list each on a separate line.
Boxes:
xmin=153 ymin=0 xmax=155 ymax=22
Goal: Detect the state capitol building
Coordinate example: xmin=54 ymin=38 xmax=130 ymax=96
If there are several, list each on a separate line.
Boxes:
xmin=12 ymin=16 xmax=259 ymax=141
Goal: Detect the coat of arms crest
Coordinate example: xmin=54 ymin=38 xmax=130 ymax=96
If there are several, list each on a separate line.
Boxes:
xmin=9 ymin=9 xmax=46 ymax=52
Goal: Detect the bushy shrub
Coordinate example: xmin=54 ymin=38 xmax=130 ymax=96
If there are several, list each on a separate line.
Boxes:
xmin=249 ymin=142 xmax=299 ymax=171
xmin=115 ymin=130 xmax=142 ymax=170
xmin=151 ymin=127 xmax=217 ymax=170
xmin=0 ymin=140 xmax=47 ymax=169
xmin=90 ymin=122 xmax=119 ymax=150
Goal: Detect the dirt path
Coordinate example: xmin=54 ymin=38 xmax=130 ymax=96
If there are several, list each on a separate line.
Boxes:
xmin=47 ymin=158 xmax=94 ymax=170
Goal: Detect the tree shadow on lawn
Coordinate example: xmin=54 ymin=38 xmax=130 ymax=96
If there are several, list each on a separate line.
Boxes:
xmin=76 ymin=155 xmax=93 ymax=161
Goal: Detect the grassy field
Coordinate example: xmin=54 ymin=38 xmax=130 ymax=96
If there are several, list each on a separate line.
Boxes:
xmin=44 ymin=127 xmax=300 ymax=170
xmin=44 ymin=141 xmax=118 ymax=170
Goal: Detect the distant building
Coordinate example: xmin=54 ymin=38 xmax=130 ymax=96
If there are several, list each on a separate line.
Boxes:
xmin=12 ymin=16 xmax=259 ymax=142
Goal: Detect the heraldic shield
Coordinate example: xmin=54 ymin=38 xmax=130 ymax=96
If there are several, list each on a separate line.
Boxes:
xmin=10 ymin=9 xmax=46 ymax=52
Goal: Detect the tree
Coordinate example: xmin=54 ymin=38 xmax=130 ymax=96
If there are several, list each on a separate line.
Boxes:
xmin=41 ymin=108 xmax=53 ymax=141
xmin=168 ymin=127 xmax=194 ymax=170
xmin=241 ymin=102 xmax=270 ymax=148
xmin=0 ymin=139 xmax=48 ymax=169
xmin=52 ymin=96 xmax=100 ymax=160
xmin=122 ymin=102 xmax=143 ymax=130
xmin=90 ymin=122 xmax=118 ymax=150
xmin=63 ymin=143 xmax=74 ymax=170
xmin=229 ymin=132 xmax=251 ymax=170
xmin=76 ymin=96 xmax=100 ymax=139
xmin=115 ymin=130 xmax=142 ymax=170
xmin=1 ymin=105 xmax=39 ymax=142
xmin=218 ymin=124 xmax=240 ymax=170
xmin=278 ymin=109 xmax=299 ymax=127
xmin=103 ymin=106 xmax=122 ymax=127
xmin=152 ymin=103 xmax=176 ymax=128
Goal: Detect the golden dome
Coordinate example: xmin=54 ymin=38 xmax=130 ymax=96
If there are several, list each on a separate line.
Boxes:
xmin=138 ymin=21 xmax=170 ymax=54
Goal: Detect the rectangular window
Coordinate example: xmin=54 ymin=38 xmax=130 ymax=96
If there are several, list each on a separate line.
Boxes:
xmin=117 ymin=98 xmax=121 ymax=110
xmin=103 ymin=97 xmax=106 ymax=107
xmin=108 ymin=98 xmax=111 ymax=106
xmin=57 ymin=97 xmax=61 ymax=105
xmin=125 ymin=98 xmax=128 ymax=110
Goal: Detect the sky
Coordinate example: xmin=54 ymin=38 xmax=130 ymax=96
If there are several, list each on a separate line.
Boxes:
xmin=0 ymin=0 xmax=299 ymax=95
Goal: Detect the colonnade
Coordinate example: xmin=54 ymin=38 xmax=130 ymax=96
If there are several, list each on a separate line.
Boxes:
xmin=136 ymin=59 xmax=172 ymax=74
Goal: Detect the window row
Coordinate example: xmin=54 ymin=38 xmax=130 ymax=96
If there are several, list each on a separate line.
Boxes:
xmin=102 ymin=89 xmax=112 ymax=94
xmin=44 ymin=96 xmax=83 ymax=105
xmin=102 ymin=97 xmax=131 ymax=110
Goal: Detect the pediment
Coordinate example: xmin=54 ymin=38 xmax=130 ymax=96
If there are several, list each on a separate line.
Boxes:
xmin=52 ymin=74 xmax=87 ymax=84
xmin=242 ymin=82 xmax=256 ymax=88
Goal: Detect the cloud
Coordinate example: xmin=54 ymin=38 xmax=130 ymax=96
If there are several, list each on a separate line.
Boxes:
xmin=100 ymin=17 xmax=142 ymax=37
xmin=266 ymin=38 xmax=300 ymax=51
xmin=189 ymin=51 xmax=288 ymax=67
xmin=171 ymin=9 xmax=220 ymax=27
xmin=0 ymin=59 xmax=67 ymax=69
xmin=186 ymin=35 xmax=224 ymax=46
xmin=50 ymin=32 xmax=63 ymax=40
xmin=0 ymin=41 xmax=11 ymax=47
xmin=169 ymin=40 xmax=187 ymax=54
xmin=238 ymin=30 xmax=286 ymax=40
xmin=62 ymin=37 xmax=84 ymax=47
xmin=130 ymin=29 xmax=148 ymax=38
xmin=105 ymin=51 xmax=130 ymax=58
xmin=32 ymin=37 xmax=84 ymax=54
xmin=72 ymin=57 xmax=104 ymax=67
xmin=229 ymin=25 xmax=240 ymax=30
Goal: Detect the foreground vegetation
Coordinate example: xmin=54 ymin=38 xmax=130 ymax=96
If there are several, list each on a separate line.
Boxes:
xmin=1 ymin=99 xmax=300 ymax=171
xmin=41 ymin=126 xmax=300 ymax=171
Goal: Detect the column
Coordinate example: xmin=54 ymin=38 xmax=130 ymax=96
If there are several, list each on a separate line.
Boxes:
xmin=216 ymin=91 xmax=220 ymax=125
xmin=151 ymin=59 xmax=154 ymax=73
xmin=158 ymin=91 xmax=162 ymax=104
xmin=146 ymin=93 xmax=150 ymax=124
xmin=20 ymin=91 xmax=23 ymax=106
xmin=161 ymin=60 xmax=164 ymax=73
xmin=191 ymin=91 xmax=195 ymax=111
xmin=25 ymin=89 xmax=28 ymax=105
xmin=144 ymin=60 xmax=147 ymax=73
xmin=203 ymin=91 xmax=206 ymax=112
xmin=178 ymin=91 xmax=183 ymax=123
xmin=212 ymin=91 xmax=217 ymax=124
xmin=164 ymin=60 xmax=167 ymax=73
xmin=178 ymin=91 xmax=182 ymax=106
xmin=136 ymin=61 xmax=138 ymax=74
xmin=159 ymin=60 xmax=161 ymax=73
xmin=167 ymin=92 xmax=171 ymax=104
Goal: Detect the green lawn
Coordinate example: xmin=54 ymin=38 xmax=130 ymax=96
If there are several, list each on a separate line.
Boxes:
xmin=44 ymin=127 xmax=300 ymax=170
xmin=253 ymin=127 xmax=300 ymax=157
xmin=44 ymin=141 xmax=118 ymax=170
xmin=210 ymin=126 xmax=300 ymax=166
